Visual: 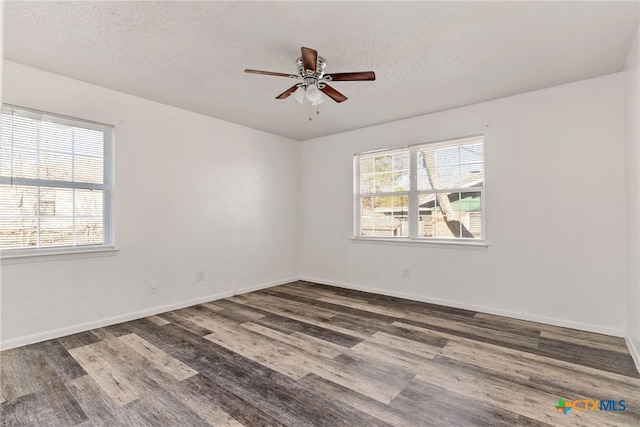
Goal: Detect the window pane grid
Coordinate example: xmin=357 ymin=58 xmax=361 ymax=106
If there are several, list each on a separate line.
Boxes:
xmin=355 ymin=136 xmax=484 ymax=241
xmin=0 ymin=105 xmax=112 ymax=251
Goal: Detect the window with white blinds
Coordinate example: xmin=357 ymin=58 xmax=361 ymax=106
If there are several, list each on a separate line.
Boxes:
xmin=0 ymin=105 xmax=114 ymax=252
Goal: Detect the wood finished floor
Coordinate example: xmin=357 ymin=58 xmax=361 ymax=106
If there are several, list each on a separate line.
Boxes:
xmin=1 ymin=281 xmax=639 ymax=426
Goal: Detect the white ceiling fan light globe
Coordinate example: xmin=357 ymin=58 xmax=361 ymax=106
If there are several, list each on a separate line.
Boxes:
xmin=292 ymin=86 xmax=305 ymax=104
xmin=305 ymin=84 xmax=323 ymax=102
xmin=311 ymin=97 xmax=325 ymax=106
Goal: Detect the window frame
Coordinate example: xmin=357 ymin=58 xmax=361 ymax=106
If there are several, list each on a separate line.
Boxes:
xmin=354 ymin=135 xmax=486 ymax=246
xmin=0 ymin=104 xmax=115 ymax=257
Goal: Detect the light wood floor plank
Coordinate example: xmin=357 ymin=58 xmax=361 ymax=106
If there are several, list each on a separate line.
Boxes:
xmin=117 ymin=333 xmax=198 ymax=381
xmin=68 ymin=342 xmax=141 ymax=406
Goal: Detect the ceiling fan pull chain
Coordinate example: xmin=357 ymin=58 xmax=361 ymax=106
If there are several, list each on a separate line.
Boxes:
xmin=309 ymin=103 xmax=312 ymax=121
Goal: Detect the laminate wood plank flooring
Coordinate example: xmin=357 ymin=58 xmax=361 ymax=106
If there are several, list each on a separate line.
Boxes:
xmin=1 ymin=280 xmax=639 ymax=426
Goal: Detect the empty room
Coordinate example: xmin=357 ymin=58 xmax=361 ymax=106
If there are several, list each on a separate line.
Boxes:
xmin=1 ymin=1 xmax=639 ymax=426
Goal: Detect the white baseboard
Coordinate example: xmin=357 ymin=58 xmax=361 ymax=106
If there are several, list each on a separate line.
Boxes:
xmin=626 ymin=336 xmax=640 ymax=374
xmin=0 ymin=276 xmax=298 ymax=351
xmin=3 ymin=274 xmax=632 ymax=359
xmin=299 ymin=276 xmax=627 ymax=338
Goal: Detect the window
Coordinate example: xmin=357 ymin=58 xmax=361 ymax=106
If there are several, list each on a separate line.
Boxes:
xmin=0 ymin=105 xmax=114 ymax=252
xmin=355 ymin=136 xmax=484 ymax=242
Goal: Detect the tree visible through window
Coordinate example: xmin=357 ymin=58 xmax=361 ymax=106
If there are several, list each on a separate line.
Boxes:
xmin=355 ymin=136 xmax=484 ymax=241
xmin=0 ymin=105 xmax=113 ymax=251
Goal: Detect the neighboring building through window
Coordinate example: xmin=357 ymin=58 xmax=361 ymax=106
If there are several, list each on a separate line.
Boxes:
xmin=0 ymin=105 xmax=114 ymax=252
xmin=355 ymin=136 xmax=484 ymax=242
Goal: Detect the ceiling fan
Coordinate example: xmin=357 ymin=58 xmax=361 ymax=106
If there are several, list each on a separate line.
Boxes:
xmin=245 ymin=47 xmax=376 ymax=105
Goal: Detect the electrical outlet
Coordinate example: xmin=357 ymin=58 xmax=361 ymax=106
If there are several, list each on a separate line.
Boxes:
xmin=401 ymin=268 xmax=410 ymax=279
xmin=149 ymin=282 xmax=158 ymax=294
xmin=196 ymin=271 xmax=205 ymax=282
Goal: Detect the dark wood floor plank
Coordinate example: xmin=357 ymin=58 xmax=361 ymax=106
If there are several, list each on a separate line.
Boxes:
xmin=537 ymin=336 xmax=640 ymax=377
xmin=254 ymin=313 xmax=363 ymax=348
xmin=157 ymin=310 xmax=214 ymax=337
xmin=0 ymin=347 xmax=42 ymax=401
xmin=66 ymin=374 xmax=150 ymax=427
xmin=23 ymin=346 xmax=88 ymax=425
xmin=31 ymin=339 xmax=87 ymax=382
xmin=391 ymin=378 xmax=522 ymax=427
xmin=298 ymin=373 xmax=421 ymax=427
xmin=182 ymin=374 xmax=283 ymax=427
xmin=1 ymin=280 xmax=639 ymax=426
xmin=57 ymin=330 xmax=102 ymax=351
xmin=0 ymin=391 xmax=60 ymax=426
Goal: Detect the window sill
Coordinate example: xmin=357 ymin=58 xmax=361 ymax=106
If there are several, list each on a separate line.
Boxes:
xmin=1 ymin=246 xmax=119 ymax=264
xmin=351 ymin=237 xmax=488 ymax=249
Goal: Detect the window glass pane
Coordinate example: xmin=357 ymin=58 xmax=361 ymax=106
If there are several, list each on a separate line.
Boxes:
xmin=74 ymin=127 xmax=104 ymax=157
xmin=40 ymin=217 xmax=73 ymax=247
xmin=360 ymin=195 xmax=408 ymax=237
xmin=375 ymin=172 xmax=394 ymax=192
xmin=39 ymin=187 xmax=73 ymax=216
xmin=39 ymin=121 xmax=73 ymax=153
xmin=75 ymin=155 xmax=103 ymax=184
xmin=436 ymin=165 xmax=461 ymax=188
xmin=1 ymin=147 xmax=37 ymax=179
xmin=461 ymin=143 xmax=483 ymax=164
xmin=1 ymin=115 xmax=37 ymax=150
xmin=76 ymin=189 xmax=103 ymax=217
xmin=0 ymin=185 xmax=38 ymax=249
xmin=393 ymin=170 xmax=409 ymax=191
xmin=392 ymin=195 xmax=409 ymax=237
xmin=0 ymin=217 xmax=37 ymax=249
xmin=0 ymin=185 xmax=38 ymax=215
xmin=40 ymin=152 xmax=73 ymax=181
xmin=436 ymin=146 xmax=460 ymax=166
xmin=394 ymin=152 xmax=409 ymax=169
xmin=360 ymin=157 xmax=374 ymax=174
xmin=418 ymin=191 xmax=482 ymax=239
xmin=75 ymin=218 xmax=103 ymax=245
xmin=360 ymin=150 xmax=409 ymax=194
xmin=461 ymin=162 xmax=484 ymax=186
xmin=418 ymin=141 xmax=484 ymax=191
xmin=374 ymin=155 xmax=393 ymax=172
xmin=360 ymin=174 xmax=374 ymax=193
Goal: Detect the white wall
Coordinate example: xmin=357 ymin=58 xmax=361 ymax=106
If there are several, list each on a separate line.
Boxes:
xmin=0 ymin=61 xmax=300 ymax=349
xmin=625 ymin=29 xmax=640 ymax=369
xmin=299 ymin=73 xmax=627 ymax=336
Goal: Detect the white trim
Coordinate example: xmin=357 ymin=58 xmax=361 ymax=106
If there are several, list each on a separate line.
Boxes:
xmin=0 ymin=276 xmax=298 ymax=350
xmin=351 ymin=236 xmax=488 ymax=249
xmin=625 ymin=336 xmax=640 ymax=374
xmin=299 ymin=276 xmax=626 ymax=338
xmin=1 ymin=246 xmax=118 ymax=264
xmin=2 ymin=103 xmax=113 ymax=129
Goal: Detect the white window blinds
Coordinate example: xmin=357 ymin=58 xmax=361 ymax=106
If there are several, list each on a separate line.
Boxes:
xmin=0 ymin=105 xmax=114 ymax=251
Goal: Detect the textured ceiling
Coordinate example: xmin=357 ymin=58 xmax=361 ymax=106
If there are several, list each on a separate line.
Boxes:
xmin=4 ymin=1 xmax=639 ymax=141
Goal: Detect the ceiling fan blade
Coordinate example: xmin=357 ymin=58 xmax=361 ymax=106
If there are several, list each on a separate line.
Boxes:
xmin=245 ymin=69 xmax=294 ymax=78
xmin=327 ymin=71 xmax=376 ymax=81
xmin=319 ymin=84 xmax=348 ymax=103
xmin=275 ymin=85 xmax=299 ymax=100
xmin=301 ymin=47 xmax=318 ymax=74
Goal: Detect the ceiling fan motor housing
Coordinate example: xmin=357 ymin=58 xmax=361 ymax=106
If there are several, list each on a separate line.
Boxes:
xmin=297 ymin=56 xmax=326 ymax=78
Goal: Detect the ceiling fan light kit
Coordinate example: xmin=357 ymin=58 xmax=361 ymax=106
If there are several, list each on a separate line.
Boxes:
xmin=245 ymin=47 xmax=376 ymax=109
